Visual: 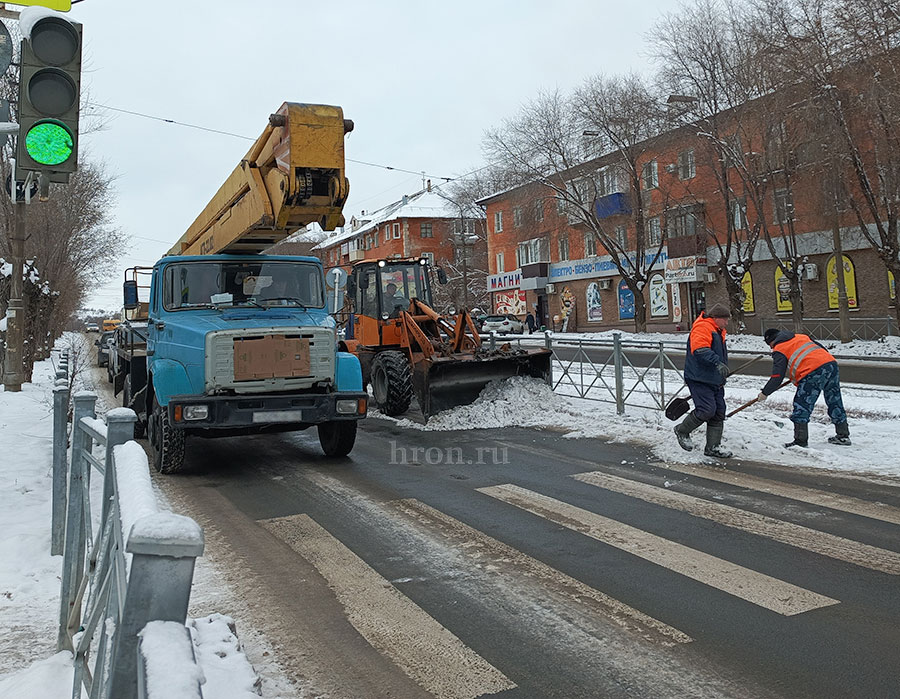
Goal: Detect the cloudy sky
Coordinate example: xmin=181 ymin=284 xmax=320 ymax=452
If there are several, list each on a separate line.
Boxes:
xmin=59 ymin=0 xmax=671 ymax=309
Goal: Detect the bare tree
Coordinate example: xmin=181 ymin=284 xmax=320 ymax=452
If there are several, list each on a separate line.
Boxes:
xmin=484 ymin=79 xmax=668 ymax=332
xmin=754 ymin=0 xmax=900 ymax=328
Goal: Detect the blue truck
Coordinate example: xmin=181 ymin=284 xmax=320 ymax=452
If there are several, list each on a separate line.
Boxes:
xmin=114 ymin=102 xmax=365 ymax=472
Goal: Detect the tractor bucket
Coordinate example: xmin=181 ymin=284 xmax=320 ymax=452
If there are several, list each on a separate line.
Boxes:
xmin=412 ymin=348 xmax=553 ymax=419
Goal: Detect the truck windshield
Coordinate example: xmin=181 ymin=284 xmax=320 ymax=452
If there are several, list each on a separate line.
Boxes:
xmin=163 ymin=261 xmax=324 ymax=311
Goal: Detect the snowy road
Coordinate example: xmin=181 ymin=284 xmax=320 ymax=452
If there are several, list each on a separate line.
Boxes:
xmin=81 ymin=355 xmax=900 ymax=698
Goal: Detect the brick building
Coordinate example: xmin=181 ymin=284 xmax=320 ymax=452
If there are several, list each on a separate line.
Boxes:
xmin=478 ymin=102 xmax=897 ymax=334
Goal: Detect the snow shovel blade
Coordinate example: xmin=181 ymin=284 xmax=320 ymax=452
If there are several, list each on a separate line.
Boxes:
xmin=665 ymin=397 xmax=691 ymax=421
xmin=413 ymin=349 xmax=552 ymax=419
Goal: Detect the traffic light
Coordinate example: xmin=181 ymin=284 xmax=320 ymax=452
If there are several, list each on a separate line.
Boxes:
xmin=16 ymin=8 xmax=82 ymax=183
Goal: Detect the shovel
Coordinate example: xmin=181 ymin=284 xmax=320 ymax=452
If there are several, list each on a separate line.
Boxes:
xmin=665 ymin=353 xmax=767 ymax=421
xmin=726 ymin=380 xmax=791 ymax=418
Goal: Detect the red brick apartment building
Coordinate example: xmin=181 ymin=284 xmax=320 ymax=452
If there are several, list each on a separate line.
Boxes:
xmin=478 ymin=97 xmax=897 ymax=334
xmin=313 ymin=185 xmax=484 ymax=276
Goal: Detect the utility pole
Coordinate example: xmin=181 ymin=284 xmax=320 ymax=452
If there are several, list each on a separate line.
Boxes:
xmin=2 ymin=201 xmax=27 ymax=391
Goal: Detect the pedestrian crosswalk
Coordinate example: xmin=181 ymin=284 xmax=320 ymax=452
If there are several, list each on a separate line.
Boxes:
xmin=259 ymin=457 xmax=900 ymax=698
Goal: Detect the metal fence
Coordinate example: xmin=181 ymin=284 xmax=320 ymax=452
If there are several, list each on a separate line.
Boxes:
xmin=489 ymin=331 xmax=687 ymax=415
xmin=760 ymin=316 xmax=897 ymax=341
xmin=52 ymin=350 xmax=206 ymax=699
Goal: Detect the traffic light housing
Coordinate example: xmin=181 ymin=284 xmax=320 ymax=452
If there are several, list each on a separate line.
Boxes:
xmin=16 ymin=10 xmax=82 ymax=183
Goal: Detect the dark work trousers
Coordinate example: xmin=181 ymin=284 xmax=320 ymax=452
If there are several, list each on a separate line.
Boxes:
xmin=687 ymin=380 xmax=726 ymax=423
xmin=791 ymin=362 xmax=847 ymax=424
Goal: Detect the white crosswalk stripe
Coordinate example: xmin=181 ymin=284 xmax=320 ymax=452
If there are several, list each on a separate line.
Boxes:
xmin=658 ymin=462 xmax=900 ymax=526
xmin=478 ymin=483 xmax=840 ymax=616
xmin=261 ymin=513 xmax=516 ymax=699
xmin=573 ymin=470 xmax=900 ymax=574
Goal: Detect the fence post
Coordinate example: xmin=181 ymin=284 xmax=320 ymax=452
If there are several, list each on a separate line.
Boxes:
xmin=102 ymin=409 xmax=138 ymax=524
xmin=489 ymin=331 xmax=496 ymax=351
xmin=106 ymin=513 xmax=204 ymax=699
xmin=658 ymin=341 xmax=666 ymax=408
xmin=613 ymin=331 xmax=624 ymax=415
xmin=57 ymin=391 xmax=97 ymax=652
xmin=51 ymin=380 xmax=70 ymax=556
xmin=544 ymin=331 xmax=553 ymax=386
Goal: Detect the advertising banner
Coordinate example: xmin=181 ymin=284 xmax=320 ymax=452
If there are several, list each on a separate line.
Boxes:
xmin=649 ymin=274 xmax=668 ymax=317
xmin=665 ymin=256 xmax=707 ymax=284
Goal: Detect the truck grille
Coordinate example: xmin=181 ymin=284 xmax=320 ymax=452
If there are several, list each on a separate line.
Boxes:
xmin=206 ymin=327 xmax=335 ymax=393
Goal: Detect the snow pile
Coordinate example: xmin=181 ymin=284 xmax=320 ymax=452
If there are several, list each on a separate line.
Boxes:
xmin=189 ymin=614 xmax=262 ymax=699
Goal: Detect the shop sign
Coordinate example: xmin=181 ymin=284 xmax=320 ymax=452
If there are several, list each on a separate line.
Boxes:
xmin=488 ymin=270 xmax=522 ymax=292
xmin=551 ymin=250 xmax=667 ymax=283
xmin=494 ymin=290 xmax=526 ymax=315
xmin=665 ymin=256 xmax=707 ymax=284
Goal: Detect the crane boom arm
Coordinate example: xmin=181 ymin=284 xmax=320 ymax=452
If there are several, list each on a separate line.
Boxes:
xmin=168 ymin=102 xmax=352 ymax=256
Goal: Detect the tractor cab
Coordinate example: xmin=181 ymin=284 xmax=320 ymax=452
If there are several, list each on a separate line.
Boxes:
xmin=347 ymin=258 xmax=442 ymax=321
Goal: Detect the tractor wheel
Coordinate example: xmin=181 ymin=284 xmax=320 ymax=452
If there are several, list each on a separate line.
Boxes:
xmin=317 ymin=420 xmax=357 ymax=457
xmin=148 ymin=393 xmax=185 ymax=474
xmin=371 ymin=351 xmax=413 ymax=416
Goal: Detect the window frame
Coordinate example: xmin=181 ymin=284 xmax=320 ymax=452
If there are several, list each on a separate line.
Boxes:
xmin=641 ymin=160 xmax=658 ymax=190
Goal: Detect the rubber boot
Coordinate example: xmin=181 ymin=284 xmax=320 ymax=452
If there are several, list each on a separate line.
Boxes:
xmin=828 ymin=421 xmax=851 ymax=446
xmin=704 ymin=420 xmax=733 ymax=458
xmin=785 ymin=421 xmax=808 ymax=448
xmin=674 ymin=412 xmax=704 ymax=452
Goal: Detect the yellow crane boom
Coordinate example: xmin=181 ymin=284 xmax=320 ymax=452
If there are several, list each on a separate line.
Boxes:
xmin=168 ymin=102 xmax=353 ymax=256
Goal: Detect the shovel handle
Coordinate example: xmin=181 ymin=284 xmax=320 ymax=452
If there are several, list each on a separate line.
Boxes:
xmin=726 ymin=380 xmax=791 ymax=417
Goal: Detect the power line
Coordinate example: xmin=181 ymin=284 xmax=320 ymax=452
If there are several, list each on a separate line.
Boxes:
xmin=86 ymin=102 xmax=460 ymax=183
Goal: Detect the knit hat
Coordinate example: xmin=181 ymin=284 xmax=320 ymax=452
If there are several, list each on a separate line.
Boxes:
xmin=764 ymin=328 xmax=779 ymax=345
xmin=705 ymin=303 xmax=731 ymax=318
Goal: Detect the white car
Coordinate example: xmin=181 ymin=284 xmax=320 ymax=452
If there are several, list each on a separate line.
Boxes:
xmin=481 ymin=314 xmax=524 ymax=335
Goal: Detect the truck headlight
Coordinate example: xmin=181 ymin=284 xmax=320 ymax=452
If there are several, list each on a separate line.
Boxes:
xmin=182 ymin=405 xmax=209 ymax=421
xmin=336 ymin=399 xmax=359 ymax=414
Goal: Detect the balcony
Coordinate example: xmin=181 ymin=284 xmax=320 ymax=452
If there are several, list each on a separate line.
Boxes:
xmin=666 ymin=233 xmax=706 ymax=259
xmin=593 ymin=192 xmax=632 ymax=220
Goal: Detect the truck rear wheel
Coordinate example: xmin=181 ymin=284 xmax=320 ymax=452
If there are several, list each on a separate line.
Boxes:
xmin=149 ymin=393 xmax=185 ymax=474
xmin=371 ymin=351 xmax=413 ymax=416
xmin=317 ymin=420 xmax=357 ymax=457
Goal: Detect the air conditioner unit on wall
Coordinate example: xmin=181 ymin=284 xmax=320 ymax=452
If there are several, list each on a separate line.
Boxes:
xmin=705 ymin=272 xmax=717 ymax=284
xmin=802 ymin=263 xmax=819 ymax=281
xmin=598 ymin=278 xmax=612 ymax=290
xmin=545 ymin=283 xmax=556 ymax=294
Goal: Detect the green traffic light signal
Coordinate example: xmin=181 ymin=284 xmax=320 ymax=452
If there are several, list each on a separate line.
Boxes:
xmin=24 ymin=120 xmax=73 ymax=166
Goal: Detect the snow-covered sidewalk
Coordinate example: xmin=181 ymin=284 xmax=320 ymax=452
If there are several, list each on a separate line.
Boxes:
xmin=0 ymin=343 xmax=282 ymax=699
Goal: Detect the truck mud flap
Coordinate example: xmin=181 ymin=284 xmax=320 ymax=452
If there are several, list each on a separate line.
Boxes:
xmin=412 ymin=349 xmax=552 ymax=419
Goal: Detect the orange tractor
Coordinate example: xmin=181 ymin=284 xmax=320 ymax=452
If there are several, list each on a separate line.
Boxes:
xmin=340 ymin=258 xmax=552 ymax=418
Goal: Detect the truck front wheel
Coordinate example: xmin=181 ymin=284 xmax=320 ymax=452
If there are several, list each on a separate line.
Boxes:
xmin=318 ymin=420 xmax=357 ymax=457
xmin=148 ymin=393 xmax=186 ymax=474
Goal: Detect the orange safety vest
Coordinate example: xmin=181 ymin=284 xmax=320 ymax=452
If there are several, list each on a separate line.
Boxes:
xmin=773 ymin=334 xmax=834 ymax=384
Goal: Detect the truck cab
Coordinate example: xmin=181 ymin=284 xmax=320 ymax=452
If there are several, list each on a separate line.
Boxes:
xmin=123 ymin=254 xmax=366 ymax=473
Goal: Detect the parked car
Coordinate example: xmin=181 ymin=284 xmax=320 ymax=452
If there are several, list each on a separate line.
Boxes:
xmin=85 ymin=323 xmax=100 ymax=333
xmin=96 ymin=331 xmax=115 ymax=367
xmin=481 ymin=314 xmax=524 ymax=335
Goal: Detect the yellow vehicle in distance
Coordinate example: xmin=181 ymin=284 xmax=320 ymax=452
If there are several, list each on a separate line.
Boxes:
xmin=102 ymin=319 xmax=121 ymax=332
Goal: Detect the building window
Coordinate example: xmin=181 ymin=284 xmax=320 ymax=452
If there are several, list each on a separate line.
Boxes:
xmin=642 ymin=160 xmax=658 ymax=190
xmin=494 ymin=211 xmax=503 ymax=233
xmin=731 ymin=198 xmax=747 ymax=231
xmin=373 ymin=231 xmax=379 ymax=247
xmin=678 ymin=149 xmax=696 ymax=180
xmin=422 ymin=252 xmax=435 ymax=267
xmin=725 ymin=132 xmax=743 ymax=168
xmin=496 ymin=252 xmax=504 ymax=273
xmin=513 ymin=206 xmax=523 ymax=227
xmin=534 ymin=199 xmax=544 ymax=222
xmin=557 ymin=196 xmax=566 ymax=216
xmin=584 ymin=231 xmax=597 ymax=257
xmin=599 ymin=166 xmax=621 ymax=196
xmin=670 ymin=207 xmax=702 ymax=238
xmin=774 ymin=189 xmax=794 ymax=224
xmin=392 ymin=222 xmax=401 ymax=239
xmin=517 ymin=237 xmax=547 ymax=266
xmin=615 ymin=225 xmax=628 ymax=250
xmin=646 ymin=217 xmax=662 ymax=246
xmin=558 ymin=234 xmax=569 ymax=261
xmin=420 ymin=223 xmax=433 ymax=238
xmin=384 ymin=226 xmax=390 ymax=242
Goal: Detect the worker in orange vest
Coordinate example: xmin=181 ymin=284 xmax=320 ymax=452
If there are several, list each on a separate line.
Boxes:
xmin=758 ymin=328 xmax=850 ymax=448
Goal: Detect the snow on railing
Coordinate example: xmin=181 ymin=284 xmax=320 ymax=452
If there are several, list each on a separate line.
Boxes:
xmin=54 ymin=382 xmax=205 ymax=699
